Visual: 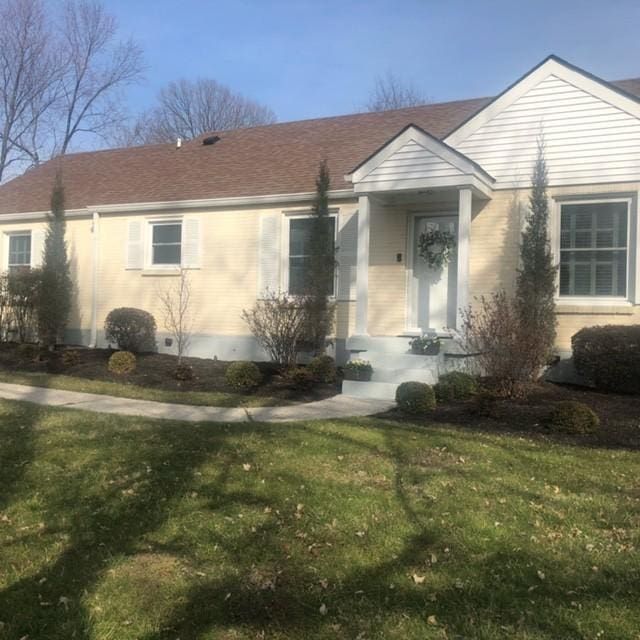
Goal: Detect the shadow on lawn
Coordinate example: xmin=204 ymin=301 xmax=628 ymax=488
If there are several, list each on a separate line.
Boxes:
xmin=0 ymin=408 xmax=638 ymax=639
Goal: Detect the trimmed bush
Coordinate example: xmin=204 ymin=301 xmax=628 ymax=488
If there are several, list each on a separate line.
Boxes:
xmin=548 ymin=401 xmax=599 ymax=435
xmin=395 ymin=381 xmax=436 ymax=415
xmin=61 ymin=349 xmax=81 ymax=368
xmin=434 ymin=371 xmax=478 ymax=402
xmin=307 ymin=355 xmax=337 ymax=383
xmin=16 ymin=342 xmax=41 ymax=361
xmin=108 ymin=351 xmax=136 ymax=375
xmin=104 ymin=308 xmax=157 ymax=353
xmin=572 ymin=325 xmax=640 ymax=393
xmin=284 ymin=366 xmax=316 ymax=391
xmin=174 ymin=363 xmax=195 ymax=381
xmin=225 ymin=361 xmax=262 ymax=391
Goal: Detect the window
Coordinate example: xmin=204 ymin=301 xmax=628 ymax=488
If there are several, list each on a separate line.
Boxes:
xmin=151 ymin=222 xmax=182 ymax=266
xmin=8 ymin=233 xmax=31 ymax=270
xmin=288 ymin=216 xmax=336 ymax=295
xmin=559 ymin=201 xmax=629 ymax=298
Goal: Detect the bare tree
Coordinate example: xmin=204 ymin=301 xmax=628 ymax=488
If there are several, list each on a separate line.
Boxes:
xmin=0 ymin=0 xmax=59 ymax=181
xmin=157 ymin=269 xmax=194 ymax=365
xmin=365 ymin=72 xmax=427 ymax=112
xmin=55 ymin=0 xmax=144 ymax=155
xmin=127 ymin=78 xmax=276 ymax=144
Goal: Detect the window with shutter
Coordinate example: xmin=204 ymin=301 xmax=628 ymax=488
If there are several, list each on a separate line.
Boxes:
xmin=559 ymin=201 xmax=629 ymax=298
xmin=8 ymin=233 xmax=31 ymax=271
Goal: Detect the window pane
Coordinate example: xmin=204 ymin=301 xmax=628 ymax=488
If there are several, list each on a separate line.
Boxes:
xmin=153 ymin=223 xmax=181 ymax=244
xmin=288 ymin=217 xmax=335 ymax=295
xmin=288 ymin=257 xmax=309 ymax=296
xmin=9 ymin=234 xmax=31 ymax=266
xmin=153 ymin=244 xmax=181 ymax=265
xmin=560 ymin=249 xmax=626 ymax=297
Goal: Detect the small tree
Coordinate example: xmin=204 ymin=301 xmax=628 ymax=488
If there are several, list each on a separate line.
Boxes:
xmin=303 ymin=160 xmax=336 ymax=354
xmin=37 ymin=172 xmax=72 ymax=347
xmin=515 ymin=136 xmax=558 ymax=371
xmin=157 ymin=269 xmax=193 ymax=364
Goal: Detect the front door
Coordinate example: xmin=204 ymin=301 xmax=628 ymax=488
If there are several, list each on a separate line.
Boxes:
xmin=409 ymin=215 xmax=458 ymax=333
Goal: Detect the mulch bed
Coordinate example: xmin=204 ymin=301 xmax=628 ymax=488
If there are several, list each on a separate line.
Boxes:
xmin=0 ymin=344 xmax=340 ymax=403
xmin=386 ymin=382 xmax=640 ymax=450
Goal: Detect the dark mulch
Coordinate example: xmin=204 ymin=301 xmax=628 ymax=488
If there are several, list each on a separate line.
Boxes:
xmin=386 ymin=382 xmax=640 ymax=450
xmin=0 ymin=344 xmax=339 ymax=403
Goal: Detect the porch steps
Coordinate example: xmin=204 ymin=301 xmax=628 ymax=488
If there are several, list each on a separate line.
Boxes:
xmin=341 ymin=380 xmax=401 ymax=401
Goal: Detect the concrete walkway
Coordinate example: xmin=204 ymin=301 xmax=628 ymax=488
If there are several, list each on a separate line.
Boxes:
xmin=0 ymin=382 xmax=393 ymax=423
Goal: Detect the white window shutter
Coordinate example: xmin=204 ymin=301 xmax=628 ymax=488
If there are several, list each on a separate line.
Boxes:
xmin=258 ymin=213 xmax=281 ymax=297
xmin=182 ymin=218 xmax=201 ymax=268
xmin=126 ymin=220 xmax=144 ymax=269
xmin=337 ymin=212 xmax=358 ymax=301
xmin=31 ymin=229 xmax=45 ymax=268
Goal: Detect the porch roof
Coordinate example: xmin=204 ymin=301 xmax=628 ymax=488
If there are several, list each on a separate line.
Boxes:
xmin=345 ymin=124 xmax=495 ymax=198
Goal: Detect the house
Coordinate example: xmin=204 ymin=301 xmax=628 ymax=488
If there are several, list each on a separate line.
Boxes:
xmin=1 ymin=55 xmax=640 ymax=398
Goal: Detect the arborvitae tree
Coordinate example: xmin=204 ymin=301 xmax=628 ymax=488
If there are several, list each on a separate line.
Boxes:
xmin=515 ymin=136 xmax=558 ymax=373
xmin=304 ymin=160 xmax=336 ymax=354
xmin=38 ymin=172 xmax=72 ymax=347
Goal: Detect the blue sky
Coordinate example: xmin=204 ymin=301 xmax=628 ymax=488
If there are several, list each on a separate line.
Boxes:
xmin=105 ymin=0 xmax=640 ymax=123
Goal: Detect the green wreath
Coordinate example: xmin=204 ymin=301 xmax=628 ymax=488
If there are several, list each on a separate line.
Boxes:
xmin=417 ymin=228 xmax=456 ymax=269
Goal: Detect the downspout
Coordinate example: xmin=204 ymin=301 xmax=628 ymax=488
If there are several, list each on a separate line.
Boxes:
xmin=89 ymin=211 xmax=100 ymax=347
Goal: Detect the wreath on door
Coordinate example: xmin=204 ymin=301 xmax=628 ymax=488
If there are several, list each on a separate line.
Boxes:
xmin=417 ymin=228 xmax=456 ymax=270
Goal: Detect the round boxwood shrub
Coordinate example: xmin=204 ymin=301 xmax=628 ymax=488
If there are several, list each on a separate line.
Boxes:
xmin=434 ymin=371 xmax=478 ymax=402
xmin=225 ymin=361 xmax=262 ymax=391
xmin=548 ymin=401 xmax=599 ymax=434
xmin=108 ymin=350 xmax=137 ymax=375
xmin=307 ymin=355 xmax=337 ymax=383
xmin=395 ymin=381 xmax=436 ymax=415
xmin=572 ymin=325 xmax=640 ymax=393
xmin=104 ymin=307 xmax=157 ymax=353
xmin=284 ymin=366 xmax=316 ymax=390
xmin=174 ymin=363 xmax=195 ymax=381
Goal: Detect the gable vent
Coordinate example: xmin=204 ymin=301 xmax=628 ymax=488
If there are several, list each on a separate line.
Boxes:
xmin=202 ymin=135 xmax=220 ymax=146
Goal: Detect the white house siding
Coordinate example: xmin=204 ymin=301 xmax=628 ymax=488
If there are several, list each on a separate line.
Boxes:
xmin=452 ymin=74 xmax=640 ymax=188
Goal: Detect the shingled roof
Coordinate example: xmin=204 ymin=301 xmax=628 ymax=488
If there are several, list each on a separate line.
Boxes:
xmin=1 ymin=77 xmax=639 ymax=215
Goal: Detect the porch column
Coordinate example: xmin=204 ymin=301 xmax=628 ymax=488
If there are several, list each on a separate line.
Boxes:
xmin=456 ymin=188 xmax=472 ymax=329
xmin=355 ymin=194 xmax=370 ymax=335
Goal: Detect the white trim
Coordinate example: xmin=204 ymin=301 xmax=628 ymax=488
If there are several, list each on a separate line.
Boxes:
xmin=0 ymin=209 xmax=88 ymax=223
xmin=551 ymin=194 xmax=636 ymax=303
xmin=456 ymin=188 xmax=472 ymax=329
xmin=89 ymin=212 xmax=100 ymax=347
xmin=445 ymin=57 xmax=640 ymax=148
xmin=352 ymin=174 xmax=493 ymax=199
xmin=347 ymin=125 xmax=495 ymax=185
xmin=281 ymin=210 xmax=338 ymax=296
xmin=355 ymin=195 xmax=370 ymax=335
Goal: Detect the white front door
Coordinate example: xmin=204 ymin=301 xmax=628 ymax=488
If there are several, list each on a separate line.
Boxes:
xmin=409 ymin=215 xmax=458 ymax=332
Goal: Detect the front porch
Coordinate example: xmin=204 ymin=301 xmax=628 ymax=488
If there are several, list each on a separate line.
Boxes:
xmin=341 ymin=125 xmax=495 ymax=398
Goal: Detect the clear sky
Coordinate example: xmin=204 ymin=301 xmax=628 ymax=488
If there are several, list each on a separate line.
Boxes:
xmin=105 ymin=0 xmax=640 ymax=123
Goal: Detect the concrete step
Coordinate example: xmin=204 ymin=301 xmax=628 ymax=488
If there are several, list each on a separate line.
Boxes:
xmin=350 ymin=351 xmax=441 ymax=370
xmin=342 ymin=380 xmax=399 ymax=400
xmin=347 ymin=333 xmax=456 ymax=355
xmin=371 ymin=368 xmax=438 ymax=384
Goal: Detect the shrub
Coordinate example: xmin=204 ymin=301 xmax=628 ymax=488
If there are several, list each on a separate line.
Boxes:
xmin=307 ymin=355 xmax=337 ymax=383
xmin=284 ymin=366 xmax=316 ymax=391
xmin=225 ymin=361 xmax=262 ymax=391
xmin=108 ymin=351 xmax=137 ymax=375
xmin=395 ymin=381 xmax=436 ymax=415
xmin=16 ymin=342 xmax=41 ymax=361
xmin=572 ymin=325 xmax=640 ymax=393
xmin=242 ymin=290 xmax=310 ymax=367
xmin=7 ymin=268 xmax=41 ymax=343
xmin=472 ymin=389 xmax=506 ymax=419
xmin=104 ymin=308 xmax=156 ymax=353
xmin=434 ymin=371 xmax=478 ymax=402
xmin=548 ymin=401 xmax=599 ymax=435
xmin=61 ymin=349 xmax=81 ymax=368
xmin=174 ymin=363 xmax=195 ymax=381
xmin=343 ymin=359 xmax=373 ymax=381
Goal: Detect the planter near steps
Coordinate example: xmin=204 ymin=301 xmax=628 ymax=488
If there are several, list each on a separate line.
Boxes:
xmin=343 ymin=360 xmax=373 ymax=382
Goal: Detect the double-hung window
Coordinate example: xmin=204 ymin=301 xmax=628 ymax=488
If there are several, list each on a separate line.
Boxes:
xmin=559 ymin=201 xmax=629 ymax=298
xmin=151 ymin=221 xmax=182 ymax=266
xmin=8 ymin=233 xmax=32 ymax=271
xmin=288 ymin=216 xmax=336 ymax=296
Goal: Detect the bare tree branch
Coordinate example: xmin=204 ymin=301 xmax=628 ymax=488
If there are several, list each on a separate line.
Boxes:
xmin=157 ymin=269 xmax=194 ymax=365
xmin=365 ymin=72 xmax=427 ymax=112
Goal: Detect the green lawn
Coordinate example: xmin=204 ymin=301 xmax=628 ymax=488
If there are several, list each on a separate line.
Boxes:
xmin=0 ymin=370 xmax=286 ymax=408
xmin=0 ymin=399 xmax=638 ymax=639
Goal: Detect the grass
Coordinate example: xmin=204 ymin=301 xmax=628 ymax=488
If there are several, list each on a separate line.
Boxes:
xmin=0 ymin=370 xmax=286 ymax=408
xmin=0 ymin=400 xmax=639 ymax=639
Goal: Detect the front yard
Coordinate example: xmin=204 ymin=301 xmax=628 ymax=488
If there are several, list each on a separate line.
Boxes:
xmin=1 ymin=398 xmax=638 ymax=639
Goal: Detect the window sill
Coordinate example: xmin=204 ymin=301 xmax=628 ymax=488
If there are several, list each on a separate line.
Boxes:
xmin=141 ymin=268 xmax=182 ymax=277
xmin=556 ymin=298 xmax=635 ymax=315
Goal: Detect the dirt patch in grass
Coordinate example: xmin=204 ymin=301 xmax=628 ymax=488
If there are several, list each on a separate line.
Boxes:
xmin=0 ymin=343 xmax=339 ymax=406
xmin=386 ymin=382 xmax=640 ymax=450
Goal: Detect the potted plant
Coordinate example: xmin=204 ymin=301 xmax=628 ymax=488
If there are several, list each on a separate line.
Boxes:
xmin=409 ymin=335 xmax=441 ymax=356
xmin=343 ymin=359 xmax=373 ymax=381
